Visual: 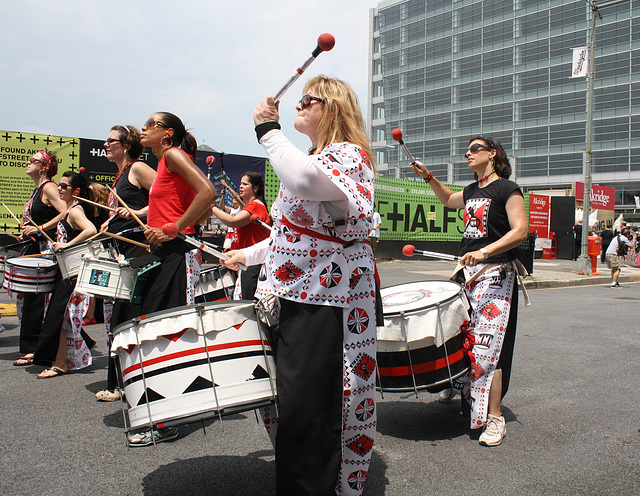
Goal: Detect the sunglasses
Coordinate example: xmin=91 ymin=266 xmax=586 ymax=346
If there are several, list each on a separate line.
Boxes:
xmin=143 ymin=118 xmax=169 ymax=129
xmin=298 ymin=94 xmax=324 ymax=110
xmin=105 ymin=138 xmax=122 ymax=145
xmin=28 ymin=157 xmax=43 ymax=164
xmin=464 ymin=143 xmax=490 ymax=158
xmin=58 ymin=183 xmax=70 ymax=190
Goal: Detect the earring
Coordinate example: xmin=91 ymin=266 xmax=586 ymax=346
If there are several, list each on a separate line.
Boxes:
xmin=161 ymin=136 xmax=173 ymax=149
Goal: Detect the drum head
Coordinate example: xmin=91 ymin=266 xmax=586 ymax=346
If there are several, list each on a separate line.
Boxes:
xmin=6 ymin=256 xmax=56 ymax=268
xmin=381 ymin=281 xmax=462 ymax=315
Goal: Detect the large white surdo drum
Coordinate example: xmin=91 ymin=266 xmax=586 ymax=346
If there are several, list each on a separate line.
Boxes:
xmin=3 ymin=256 xmax=58 ymax=293
xmin=377 ymin=281 xmax=471 ymax=392
xmin=111 ymin=301 xmax=277 ymax=430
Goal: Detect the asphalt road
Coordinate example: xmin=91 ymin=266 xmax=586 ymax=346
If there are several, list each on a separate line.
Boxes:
xmin=1 ymin=263 xmax=639 ymax=496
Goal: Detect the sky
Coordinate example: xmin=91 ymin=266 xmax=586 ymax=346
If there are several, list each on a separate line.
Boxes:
xmin=0 ymin=1 xmax=379 ymax=159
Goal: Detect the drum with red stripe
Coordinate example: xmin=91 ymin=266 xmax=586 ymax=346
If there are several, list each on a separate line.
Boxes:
xmin=377 ymin=281 xmax=471 ymax=392
xmin=111 ymin=300 xmax=276 ymax=430
xmin=3 ymin=256 xmax=58 ymax=293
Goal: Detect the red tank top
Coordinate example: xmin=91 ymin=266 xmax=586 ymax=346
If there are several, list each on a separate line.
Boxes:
xmin=147 ymin=149 xmax=196 ymax=234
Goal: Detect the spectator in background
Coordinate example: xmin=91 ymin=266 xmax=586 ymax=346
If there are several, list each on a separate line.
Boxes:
xmin=605 ymin=228 xmax=636 ymax=288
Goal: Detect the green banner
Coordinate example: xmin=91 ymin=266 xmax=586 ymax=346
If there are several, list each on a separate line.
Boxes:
xmin=0 ymin=131 xmax=79 ymax=233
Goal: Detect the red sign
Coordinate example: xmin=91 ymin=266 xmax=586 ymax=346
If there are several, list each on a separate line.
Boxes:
xmin=529 ymin=194 xmax=550 ymax=238
xmin=575 ymin=182 xmax=615 ymax=210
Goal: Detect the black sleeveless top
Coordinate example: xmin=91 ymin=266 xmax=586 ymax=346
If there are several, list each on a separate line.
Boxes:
xmin=26 ymin=181 xmax=59 ymax=227
xmin=57 ymin=206 xmax=81 ymax=244
xmin=108 ymin=168 xmax=149 ymax=234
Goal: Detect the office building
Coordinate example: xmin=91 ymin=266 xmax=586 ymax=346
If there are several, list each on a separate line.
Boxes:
xmin=368 ymin=0 xmax=640 ymax=210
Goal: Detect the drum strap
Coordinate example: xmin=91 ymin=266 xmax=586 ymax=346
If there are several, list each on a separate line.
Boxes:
xmin=451 ymin=260 xmax=531 ymax=307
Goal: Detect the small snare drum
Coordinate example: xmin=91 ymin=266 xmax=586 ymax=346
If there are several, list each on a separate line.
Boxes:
xmin=377 ymin=281 xmax=471 ymax=393
xmin=56 ymin=240 xmax=118 ymax=280
xmin=75 ymin=255 xmax=156 ymax=303
xmin=3 ymin=256 xmax=58 ymax=294
xmin=195 ymin=265 xmax=236 ymax=302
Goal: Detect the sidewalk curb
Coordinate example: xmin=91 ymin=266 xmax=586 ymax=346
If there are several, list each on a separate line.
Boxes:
xmin=523 ymin=274 xmax=640 ymax=290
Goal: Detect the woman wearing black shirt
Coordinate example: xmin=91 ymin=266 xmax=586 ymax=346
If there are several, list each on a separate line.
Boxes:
xmin=411 ymin=137 xmax=527 ymax=446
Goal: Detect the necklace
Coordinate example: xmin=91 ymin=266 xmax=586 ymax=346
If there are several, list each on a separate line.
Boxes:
xmin=478 ymin=171 xmax=496 ymax=183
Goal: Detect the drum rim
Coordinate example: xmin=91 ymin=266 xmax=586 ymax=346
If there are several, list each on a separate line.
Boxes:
xmin=5 ymin=256 xmax=57 ymax=268
xmin=111 ymin=299 xmax=257 ymax=337
xmin=381 ymin=280 xmax=464 ymax=317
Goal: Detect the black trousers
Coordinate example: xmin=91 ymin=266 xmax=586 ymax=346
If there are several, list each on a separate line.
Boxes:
xmin=275 ymin=299 xmax=344 ymax=496
xmin=33 ymin=277 xmax=75 ymax=366
xmin=19 ymin=293 xmax=47 ymax=354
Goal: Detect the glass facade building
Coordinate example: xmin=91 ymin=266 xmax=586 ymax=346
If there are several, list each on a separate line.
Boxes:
xmin=368 ymin=0 xmax=640 ymax=207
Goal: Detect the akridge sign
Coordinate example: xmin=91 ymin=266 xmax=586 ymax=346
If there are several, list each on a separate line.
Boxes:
xmin=575 ymin=182 xmax=615 ymax=211
xmin=529 ymin=194 xmax=550 ymax=238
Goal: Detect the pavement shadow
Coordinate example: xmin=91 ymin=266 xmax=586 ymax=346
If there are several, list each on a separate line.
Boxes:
xmin=142 ymin=451 xmax=275 ymax=495
xmin=141 ymin=450 xmax=388 ymax=496
xmin=376 ymin=395 xmax=469 ymax=441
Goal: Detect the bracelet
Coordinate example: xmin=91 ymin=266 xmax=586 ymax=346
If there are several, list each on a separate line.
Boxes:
xmin=423 ymin=172 xmax=434 ymax=183
xmin=479 ymin=247 xmax=489 ymax=260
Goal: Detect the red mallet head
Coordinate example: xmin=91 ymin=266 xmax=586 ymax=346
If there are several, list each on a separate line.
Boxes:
xmin=162 ymin=222 xmax=179 ymax=239
xmin=317 ymin=33 xmax=336 ymax=52
xmin=402 ymin=244 xmax=416 ymax=257
xmin=391 ymin=129 xmax=404 ymax=142
xmin=206 ymin=155 xmax=215 ymax=166
xmin=79 ymin=167 xmax=86 ymax=173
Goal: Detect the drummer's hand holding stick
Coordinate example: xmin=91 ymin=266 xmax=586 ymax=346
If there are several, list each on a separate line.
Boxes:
xmin=106 ymin=185 xmax=148 ymax=231
xmin=221 ymin=249 xmax=246 ymax=272
xmin=24 ymin=216 xmax=55 ymax=244
xmin=161 ymin=222 xmax=247 ymax=270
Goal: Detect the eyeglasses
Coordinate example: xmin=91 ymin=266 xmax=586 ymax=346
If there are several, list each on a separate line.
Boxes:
xmin=28 ymin=158 xmax=43 ymax=164
xmin=298 ymin=95 xmax=324 ymax=110
xmin=105 ymin=138 xmax=122 ymax=145
xmin=464 ymin=143 xmax=489 ymax=158
xmin=143 ymin=118 xmax=168 ymax=129
xmin=58 ymin=183 xmax=70 ymax=190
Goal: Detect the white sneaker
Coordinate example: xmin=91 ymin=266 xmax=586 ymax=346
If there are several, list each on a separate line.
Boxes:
xmin=479 ymin=414 xmax=506 ymax=446
xmin=128 ymin=427 xmax=178 ymax=447
xmin=438 ymin=388 xmax=457 ymax=403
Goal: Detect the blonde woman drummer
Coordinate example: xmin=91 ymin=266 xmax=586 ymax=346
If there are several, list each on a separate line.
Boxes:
xmin=225 ymin=75 xmax=377 ymax=496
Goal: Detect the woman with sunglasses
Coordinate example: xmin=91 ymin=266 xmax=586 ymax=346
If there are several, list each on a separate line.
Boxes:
xmin=224 ymin=75 xmax=377 ymax=496
xmin=12 ymin=150 xmax=67 ymax=367
xmin=124 ymin=113 xmax=215 ymax=447
xmin=33 ymin=171 xmax=97 ymax=378
xmin=411 ymin=137 xmax=527 ymax=447
xmin=94 ymin=125 xmax=156 ymax=402
xmin=210 ymin=171 xmax=270 ymax=300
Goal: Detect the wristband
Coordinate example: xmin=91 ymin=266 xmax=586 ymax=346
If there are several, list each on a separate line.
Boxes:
xmin=423 ymin=172 xmax=434 ymax=183
xmin=479 ymin=247 xmax=489 ymax=260
xmin=255 ymin=122 xmax=281 ymax=142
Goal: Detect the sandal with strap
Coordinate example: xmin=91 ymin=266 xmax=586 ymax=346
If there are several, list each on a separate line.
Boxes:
xmin=13 ymin=355 xmax=34 ymax=366
xmin=36 ymin=366 xmax=67 ymax=379
xmin=95 ymin=389 xmax=121 ymax=402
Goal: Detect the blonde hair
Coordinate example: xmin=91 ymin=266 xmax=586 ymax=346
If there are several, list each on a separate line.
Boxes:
xmin=303 ymin=75 xmax=376 ymax=171
xmin=89 ymin=182 xmax=109 ymax=205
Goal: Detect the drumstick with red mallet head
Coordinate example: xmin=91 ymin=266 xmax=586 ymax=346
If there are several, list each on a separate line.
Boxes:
xmin=402 ymin=244 xmax=461 ymax=262
xmin=250 ymin=214 xmax=273 ymax=231
xmin=274 ymin=33 xmax=336 ymax=103
xmin=162 ymin=222 xmax=247 ymax=270
xmin=391 ymin=128 xmax=416 ymax=164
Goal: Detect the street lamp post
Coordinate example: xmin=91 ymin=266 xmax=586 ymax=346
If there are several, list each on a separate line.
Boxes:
xmin=578 ymin=0 xmax=630 ymax=275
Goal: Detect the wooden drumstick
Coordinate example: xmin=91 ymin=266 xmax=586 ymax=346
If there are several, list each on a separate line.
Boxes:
xmin=2 ymin=202 xmax=37 ymax=243
xmin=1 ymin=231 xmax=21 ymax=240
xmin=73 ymin=195 xmax=117 ymax=212
xmin=106 ymin=185 xmax=148 ymax=230
xmin=24 ymin=216 xmax=55 ymax=244
xmin=100 ymin=230 xmax=150 ymax=250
